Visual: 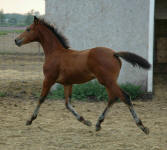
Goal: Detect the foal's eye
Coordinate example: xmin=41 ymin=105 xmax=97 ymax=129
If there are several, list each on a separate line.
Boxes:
xmin=26 ymin=28 xmax=30 ymax=32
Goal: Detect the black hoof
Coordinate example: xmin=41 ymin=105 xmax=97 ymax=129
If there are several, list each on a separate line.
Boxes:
xmin=26 ymin=120 xmax=32 ymax=126
xmin=96 ymin=125 xmax=101 ymax=131
xmin=84 ymin=120 xmax=92 ymax=126
xmin=143 ymin=127 xmax=149 ymax=135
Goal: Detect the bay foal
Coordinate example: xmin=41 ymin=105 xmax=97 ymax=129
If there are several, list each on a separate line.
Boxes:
xmin=15 ymin=16 xmax=150 ymax=134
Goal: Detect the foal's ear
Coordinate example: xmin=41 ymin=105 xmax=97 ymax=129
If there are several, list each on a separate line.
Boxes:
xmin=34 ymin=16 xmax=39 ymax=24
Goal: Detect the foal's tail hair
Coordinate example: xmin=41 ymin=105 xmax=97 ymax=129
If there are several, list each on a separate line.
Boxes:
xmin=114 ymin=51 xmax=151 ymax=69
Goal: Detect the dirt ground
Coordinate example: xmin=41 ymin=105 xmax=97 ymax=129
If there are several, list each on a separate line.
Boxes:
xmin=0 ymin=55 xmax=167 ymax=150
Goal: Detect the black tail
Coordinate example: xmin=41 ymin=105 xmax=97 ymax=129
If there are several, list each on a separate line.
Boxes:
xmin=114 ymin=51 xmax=151 ymax=69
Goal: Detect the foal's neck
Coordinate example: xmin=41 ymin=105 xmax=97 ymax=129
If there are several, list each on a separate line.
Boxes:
xmin=38 ymin=25 xmax=66 ymax=56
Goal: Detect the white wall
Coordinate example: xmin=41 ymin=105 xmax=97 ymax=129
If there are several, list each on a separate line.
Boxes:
xmin=45 ymin=0 xmax=152 ymax=91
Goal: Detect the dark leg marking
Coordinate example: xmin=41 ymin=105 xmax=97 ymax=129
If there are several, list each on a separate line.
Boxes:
xmin=129 ymin=106 xmax=149 ymax=134
xmin=95 ymin=96 xmax=117 ymax=132
xmin=122 ymin=90 xmax=149 ymax=135
xmin=96 ymin=106 xmax=110 ymax=131
xmin=26 ymin=96 xmax=46 ymax=125
xmin=66 ymin=100 xmax=92 ymax=126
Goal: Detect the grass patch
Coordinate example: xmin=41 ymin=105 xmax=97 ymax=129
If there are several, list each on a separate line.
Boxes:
xmin=0 ymin=30 xmax=23 ymax=36
xmin=48 ymin=81 xmax=144 ymax=101
xmin=120 ymin=83 xmax=143 ymax=100
xmin=0 ymin=91 xmax=7 ymax=97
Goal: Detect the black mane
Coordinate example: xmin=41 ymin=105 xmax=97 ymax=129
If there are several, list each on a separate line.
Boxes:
xmin=39 ymin=18 xmax=70 ymax=49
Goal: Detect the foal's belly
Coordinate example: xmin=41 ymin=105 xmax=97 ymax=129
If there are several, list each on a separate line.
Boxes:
xmin=56 ymin=70 xmax=95 ymax=84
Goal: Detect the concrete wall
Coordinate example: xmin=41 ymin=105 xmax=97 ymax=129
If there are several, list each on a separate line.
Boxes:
xmin=45 ymin=0 xmax=150 ymax=90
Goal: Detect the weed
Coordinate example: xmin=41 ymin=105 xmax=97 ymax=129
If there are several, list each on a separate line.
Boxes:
xmin=0 ymin=91 xmax=7 ymax=97
xmin=48 ymin=81 xmax=144 ymax=101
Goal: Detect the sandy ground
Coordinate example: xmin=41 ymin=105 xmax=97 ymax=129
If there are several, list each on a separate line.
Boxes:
xmin=0 ymin=55 xmax=167 ymax=150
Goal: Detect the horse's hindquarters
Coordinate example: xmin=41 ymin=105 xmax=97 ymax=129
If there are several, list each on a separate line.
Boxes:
xmin=88 ymin=47 xmax=122 ymax=85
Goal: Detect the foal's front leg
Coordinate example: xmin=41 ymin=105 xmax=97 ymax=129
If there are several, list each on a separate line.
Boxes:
xmin=64 ymin=85 xmax=92 ymax=126
xmin=26 ymin=78 xmax=53 ymax=125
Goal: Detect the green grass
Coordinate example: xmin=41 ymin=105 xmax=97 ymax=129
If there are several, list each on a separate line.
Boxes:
xmin=0 ymin=30 xmax=23 ymax=36
xmin=48 ymin=81 xmax=144 ymax=101
xmin=0 ymin=91 xmax=7 ymax=97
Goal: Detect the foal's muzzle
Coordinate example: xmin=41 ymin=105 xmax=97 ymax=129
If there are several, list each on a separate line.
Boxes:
xmin=15 ymin=38 xmax=23 ymax=47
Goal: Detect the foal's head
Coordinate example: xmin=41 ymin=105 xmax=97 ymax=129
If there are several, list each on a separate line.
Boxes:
xmin=15 ymin=16 xmax=40 ymax=46
xmin=15 ymin=16 xmax=70 ymax=49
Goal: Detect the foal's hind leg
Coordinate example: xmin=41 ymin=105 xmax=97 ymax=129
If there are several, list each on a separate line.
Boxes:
xmin=106 ymin=82 xmax=149 ymax=134
xmin=121 ymin=90 xmax=149 ymax=135
xmin=64 ymin=85 xmax=92 ymax=126
xmin=96 ymin=82 xmax=149 ymax=134
xmin=26 ymin=78 xmax=53 ymax=125
xmin=96 ymin=87 xmax=117 ymax=131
